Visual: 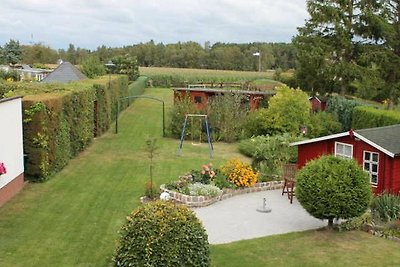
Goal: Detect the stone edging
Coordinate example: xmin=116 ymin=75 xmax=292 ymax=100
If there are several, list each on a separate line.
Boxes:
xmin=160 ymin=181 xmax=284 ymax=208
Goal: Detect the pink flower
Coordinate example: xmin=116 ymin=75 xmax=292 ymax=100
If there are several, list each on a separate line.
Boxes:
xmin=0 ymin=162 xmax=6 ymax=175
xmin=201 ymin=170 xmax=206 ymax=175
xmin=208 ymin=163 xmax=213 ymax=167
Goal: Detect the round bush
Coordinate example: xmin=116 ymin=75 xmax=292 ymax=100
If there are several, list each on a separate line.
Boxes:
xmin=114 ymin=201 xmax=210 ymax=267
xmin=296 ymin=155 xmax=372 ymax=227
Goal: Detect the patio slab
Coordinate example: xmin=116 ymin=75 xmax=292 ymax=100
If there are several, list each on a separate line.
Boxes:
xmin=192 ymin=189 xmax=327 ymax=244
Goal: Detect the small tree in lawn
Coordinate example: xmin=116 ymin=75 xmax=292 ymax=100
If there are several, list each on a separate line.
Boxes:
xmin=145 ymin=137 xmax=158 ymax=199
xmin=296 ymin=155 xmax=372 ymax=229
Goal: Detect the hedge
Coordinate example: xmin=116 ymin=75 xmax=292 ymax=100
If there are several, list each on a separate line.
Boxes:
xmin=352 ymin=106 xmax=400 ymax=130
xmin=326 ymin=95 xmax=362 ymax=131
xmin=3 ymin=75 xmax=148 ymax=181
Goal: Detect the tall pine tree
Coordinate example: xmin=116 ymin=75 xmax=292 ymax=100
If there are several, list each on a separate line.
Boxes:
xmin=294 ymin=0 xmax=362 ymax=95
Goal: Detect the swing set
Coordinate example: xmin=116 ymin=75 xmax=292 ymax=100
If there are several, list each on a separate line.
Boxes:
xmin=177 ymin=114 xmax=213 ymax=158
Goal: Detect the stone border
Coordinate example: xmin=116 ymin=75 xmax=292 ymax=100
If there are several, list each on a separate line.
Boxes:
xmin=160 ymin=181 xmax=284 ymax=208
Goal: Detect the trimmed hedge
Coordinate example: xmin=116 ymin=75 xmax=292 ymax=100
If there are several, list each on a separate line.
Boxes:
xmin=114 ymin=201 xmax=210 ymax=267
xmin=4 ymin=76 xmax=147 ymax=181
xmin=352 ymin=106 xmax=400 ymax=130
xmin=326 ymin=95 xmax=362 ymax=131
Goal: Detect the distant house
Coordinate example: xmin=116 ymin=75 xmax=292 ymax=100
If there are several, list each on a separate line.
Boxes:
xmin=41 ymin=61 xmax=87 ymax=83
xmin=309 ymin=96 xmax=327 ymax=112
xmin=17 ymin=64 xmax=52 ymax=82
xmin=291 ymin=124 xmax=400 ymax=194
xmin=173 ymin=87 xmax=275 ymax=111
xmin=0 ymin=96 xmax=25 ymax=206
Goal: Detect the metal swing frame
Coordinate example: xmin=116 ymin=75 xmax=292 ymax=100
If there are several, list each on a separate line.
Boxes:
xmin=177 ymin=114 xmax=213 ymax=158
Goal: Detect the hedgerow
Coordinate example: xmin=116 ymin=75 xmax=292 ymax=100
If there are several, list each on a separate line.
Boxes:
xmin=352 ymin=106 xmax=400 ymax=129
xmin=4 ymin=75 xmax=147 ymax=181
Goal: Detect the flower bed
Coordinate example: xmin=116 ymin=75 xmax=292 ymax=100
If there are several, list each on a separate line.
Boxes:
xmin=161 ymin=180 xmax=283 ymax=208
xmin=161 ymin=159 xmax=284 ymax=207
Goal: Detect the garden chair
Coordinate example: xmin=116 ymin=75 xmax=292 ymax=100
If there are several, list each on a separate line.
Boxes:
xmin=281 ymin=163 xmax=298 ymax=204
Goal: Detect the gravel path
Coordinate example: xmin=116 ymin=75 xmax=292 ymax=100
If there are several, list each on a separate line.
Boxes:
xmin=193 ymin=189 xmax=327 ymax=244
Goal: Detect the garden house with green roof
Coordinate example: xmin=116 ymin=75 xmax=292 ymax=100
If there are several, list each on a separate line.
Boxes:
xmin=291 ymin=124 xmax=400 ymax=194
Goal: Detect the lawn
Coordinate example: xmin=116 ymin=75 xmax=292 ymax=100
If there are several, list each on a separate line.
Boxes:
xmin=0 ymin=87 xmax=243 ymax=267
xmin=0 ymin=86 xmax=399 ymax=266
xmin=211 ymin=230 xmax=400 ymax=267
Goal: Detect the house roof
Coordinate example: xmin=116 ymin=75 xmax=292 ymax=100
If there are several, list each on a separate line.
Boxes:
xmin=308 ymin=95 xmax=328 ymax=102
xmin=290 ymin=124 xmax=400 ymax=158
xmin=174 ymin=87 xmax=275 ymax=96
xmin=41 ymin=61 xmax=87 ymax=83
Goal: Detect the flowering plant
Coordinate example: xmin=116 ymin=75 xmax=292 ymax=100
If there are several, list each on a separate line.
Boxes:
xmin=0 ymin=162 xmax=6 ymax=176
xmin=191 ymin=163 xmax=215 ymax=184
xmin=220 ymin=159 xmax=258 ymax=187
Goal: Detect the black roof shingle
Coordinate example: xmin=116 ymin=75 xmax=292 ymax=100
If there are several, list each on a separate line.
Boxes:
xmin=41 ymin=61 xmax=86 ymax=83
xmin=355 ymin=124 xmax=400 ymax=156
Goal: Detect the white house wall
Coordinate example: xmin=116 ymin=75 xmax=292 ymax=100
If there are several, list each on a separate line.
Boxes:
xmin=0 ymin=97 xmax=24 ymax=189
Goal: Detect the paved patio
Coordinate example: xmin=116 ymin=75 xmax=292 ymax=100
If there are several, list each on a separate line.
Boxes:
xmin=192 ymin=189 xmax=327 ymax=244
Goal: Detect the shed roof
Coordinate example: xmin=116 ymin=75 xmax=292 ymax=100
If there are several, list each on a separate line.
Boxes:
xmin=174 ymin=87 xmax=275 ymax=96
xmin=290 ymin=124 xmax=400 ymax=158
xmin=41 ymin=61 xmax=86 ymax=83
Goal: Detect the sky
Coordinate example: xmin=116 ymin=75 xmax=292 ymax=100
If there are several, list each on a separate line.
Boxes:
xmin=1 ymin=0 xmax=308 ymax=50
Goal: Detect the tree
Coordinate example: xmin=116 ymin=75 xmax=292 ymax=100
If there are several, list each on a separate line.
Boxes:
xmin=80 ymin=55 xmax=106 ymax=78
xmin=296 ymin=155 xmax=372 ymax=228
xmin=358 ymin=0 xmax=400 ymax=106
xmin=114 ymin=201 xmax=210 ymax=266
xmin=254 ymin=85 xmax=311 ymax=136
xmin=22 ymin=43 xmax=59 ymax=64
xmin=0 ymin=39 xmax=22 ymax=65
xmin=294 ymin=1 xmax=362 ymax=95
xmin=111 ymin=55 xmax=139 ymax=81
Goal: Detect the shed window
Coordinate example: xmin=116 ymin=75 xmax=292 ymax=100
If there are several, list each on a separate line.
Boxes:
xmin=363 ymin=151 xmax=379 ymax=185
xmin=335 ymin=142 xmax=353 ymax=159
xmin=194 ymin=96 xmax=202 ymax=104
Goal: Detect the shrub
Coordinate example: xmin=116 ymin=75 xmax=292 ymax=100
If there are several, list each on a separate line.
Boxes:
xmin=370 ymin=193 xmax=400 ymax=223
xmin=338 ymin=213 xmax=372 ymax=232
xmin=191 ymin=163 xmax=215 ymax=184
xmin=296 ymin=155 xmax=372 ymax=228
xmin=307 ymin=112 xmax=342 ymax=138
xmin=114 ymin=201 xmax=210 ymax=267
xmin=144 ymin=181 xmax=159 ymax=199
xmin=220 ymin=159 xmax=258 ymax=187
xmin=206 ymin=93 xmax=250 ymax=142
xmin=352 ymin=106 xmax=400 ymax=130
xmin=212 ymin=170 xmax=235 ymax=189
xmin=326 ymin=95 xmax=361 ymax=130
xmin=245 ymin=86 xmax=310 ymax=137
xmin=167 ymin=95 xmax=198 ymax=138
xmin=187 ymin=183 xmax=222 ymax=197
xmin=238 ymin=134 xmax=299 ymax=178
xmin=80 ymin=55 xmax=106 ymax=78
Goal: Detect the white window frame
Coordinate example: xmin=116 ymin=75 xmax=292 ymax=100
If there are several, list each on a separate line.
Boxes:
xmin=363 ymin=151 xmax=379 ymax=186
xmin=334 ymin=142 xmax=353 ymax=159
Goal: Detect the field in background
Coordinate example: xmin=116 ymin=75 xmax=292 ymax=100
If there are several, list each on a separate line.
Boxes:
xmin=139 ymin=66 xmax=283 ymax=89
xmin=140 ymin=66 xmax=276 ymax=80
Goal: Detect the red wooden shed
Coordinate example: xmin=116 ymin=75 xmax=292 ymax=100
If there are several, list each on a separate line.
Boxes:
xmin=291 ymin=124 xmax=400 ymax=194
xmin=308 ymin=96 xmax=327 ymax=112
xmin=173 ymin=88 xmax=275 ymax=111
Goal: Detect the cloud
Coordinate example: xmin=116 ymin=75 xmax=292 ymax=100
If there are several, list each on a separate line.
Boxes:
xmin=0 ymin=0 xmax=308 ymax=49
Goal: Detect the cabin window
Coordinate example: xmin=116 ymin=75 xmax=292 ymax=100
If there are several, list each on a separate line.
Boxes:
xmin=194 ymin=96 xmax=202 ymax=104
xmin=334 ymin=142 xmax=353 ymax=159
xmin=363 ymin=151 xmax=379 ymax=185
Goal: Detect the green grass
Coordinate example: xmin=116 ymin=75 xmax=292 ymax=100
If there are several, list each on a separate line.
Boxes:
xmin=0 ymin=87 xmax=244 ymax=267
xmin=1 ymin=87 xmax=400 ymax=266
xmin=211 ymin=230 xmax=400 ymax=267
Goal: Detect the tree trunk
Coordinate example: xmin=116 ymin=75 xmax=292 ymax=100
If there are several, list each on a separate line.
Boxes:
xmin=327 ymin=218 xmax=334 ymax=229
